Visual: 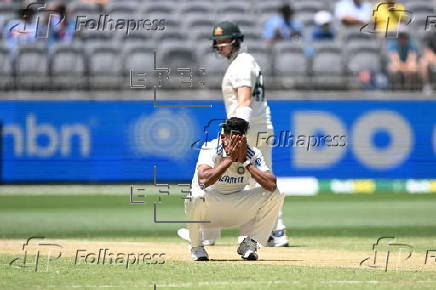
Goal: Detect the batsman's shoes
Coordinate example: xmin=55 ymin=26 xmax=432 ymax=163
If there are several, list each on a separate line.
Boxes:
xmin=267 ymin=230 xmax=289 ymax=247
xmin=237 ymin=237 xmax=258 ymax=260
xmin=190 ymin=246 xmax=209 ymax=261
xmin=177 ymin=228 xmax=215 ymax=246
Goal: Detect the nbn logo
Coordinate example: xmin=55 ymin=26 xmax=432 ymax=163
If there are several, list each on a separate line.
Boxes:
xmin=3 ymin=114 xmax=91 ymax=157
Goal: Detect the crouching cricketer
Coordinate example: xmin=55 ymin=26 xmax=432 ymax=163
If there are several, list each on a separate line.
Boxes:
xmin=186 ymin=117 xmax=284 ymax=261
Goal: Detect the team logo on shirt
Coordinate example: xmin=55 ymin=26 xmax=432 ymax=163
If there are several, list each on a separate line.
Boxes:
xmin=218 ymin=175 xmax=244 ymax=184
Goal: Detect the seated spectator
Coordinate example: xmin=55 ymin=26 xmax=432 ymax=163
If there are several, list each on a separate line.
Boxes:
xmin=372 ymin=0 xmax=407 ymax=36
xmin=47 ymin=2 xmax=76 ymax=50
xmin=263 ymin=4 xmax=303 ymax=43
xmin=312 ymin=11 xmax=336 ymax=41
xmin=2 ymin=7 xmax=37 ymax=58
xmin=387 ymin=27 xmax=418 ymax=89
xmin=305 ymin=11 xmax=336 ymax=57
xmin=335 ymin=0 xmax=372 ymax=27
xmin=420 ymin=31 xmax=436 ymax=95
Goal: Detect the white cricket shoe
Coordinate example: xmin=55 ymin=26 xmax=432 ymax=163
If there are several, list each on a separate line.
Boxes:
xmin=267 ymin=230 xmax=289 ymax=247
xmin=237 ymin=237 xmax=259 ymax=260
xmin=190 ymin=246 xmax=209 ymax=261
xmin=177 ymin=228 xmax=215 ymax=246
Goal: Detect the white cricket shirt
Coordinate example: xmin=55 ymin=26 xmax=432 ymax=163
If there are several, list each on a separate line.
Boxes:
xmin=221 ymin=48 xmax=273 ymax=130
xmin=191 ymin=139 xmax=270 ymax=195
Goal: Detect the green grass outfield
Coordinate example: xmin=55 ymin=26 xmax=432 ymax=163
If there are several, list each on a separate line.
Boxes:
xmin=1 ymin=187 xmax=436 ymax=289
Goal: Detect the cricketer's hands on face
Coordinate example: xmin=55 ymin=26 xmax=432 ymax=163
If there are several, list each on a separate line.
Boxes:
xmin=221 ymin=134 xmax=242 ymax=162
xmin=237 ymin=135 xmax=247 ymax=163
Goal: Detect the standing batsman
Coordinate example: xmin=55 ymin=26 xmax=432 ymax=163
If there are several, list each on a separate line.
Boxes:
xmin=179 ymin=21 xmax=289 ymax=247
xmin=186 ymin=117 xmax=284 ymax=261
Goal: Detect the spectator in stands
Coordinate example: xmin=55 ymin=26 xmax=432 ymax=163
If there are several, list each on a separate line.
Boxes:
xmin=263 ymin=3 xmax=303 ymax=43
xmin=335 ymin=0 xmax=372 ymax=27
xmin=387 ymin=26 xmax=418 ymax=89
xmin=47 ymin=2 xmax=76 ymax=49
xmin=312 ymin=11 xmax=336 ymax=41
xmin=305 ymin=11 xmax=336 ymax=57
xmin=372 ymin=0 xmax=407 ymax=36
xmin=420 ymin=31 xmax=436 ymax=95
xmin=2 ymin=7 xmax=36 ymax=58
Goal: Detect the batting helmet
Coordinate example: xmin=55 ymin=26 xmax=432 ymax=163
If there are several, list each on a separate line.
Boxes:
xmin=210 ymin=21 xmax=244 ymax=41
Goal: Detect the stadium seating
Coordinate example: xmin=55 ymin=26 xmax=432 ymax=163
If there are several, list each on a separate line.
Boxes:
xmin=142 ymin=2 xmax=175 ymax=15
xmin=0 ymin=45 xmax=13 ymax=90
xmin=0 ymin=0 xmax=435 ymax=91
xmin=50 ymin=44 xmax=87 ymax=90
xmin=344 ymin=32 xmax=380 ymax=51
xmin=157 ymin=45 xmax=198 ymax=89
xmin=15 ymin=43 xmax=49 ymax=90
xmin=69 ymin=1 xmax=101 ymax=15
xmin=202 ymin=48 xmax=227 ymax=89
xmin=273 ymin=42 xmax=309 ymax=89
xmin=122 ymin=45 xmax=155 ymax=90
xmin=178 ymin=2 xmax=212 ymax=17
xmin=80 ymin=30 xmax=114 ymax=54
xmin=347 ymin=47 xmax=382 ymax=74
xmin=89 ymin=46 xmax=122 ymax=90
xmin=311 ymin=42 xmax=347 ymax=89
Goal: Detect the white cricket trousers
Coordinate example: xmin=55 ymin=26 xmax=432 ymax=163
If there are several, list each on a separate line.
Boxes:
xmin=185 ymin=187 xmax=284 ymax=247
